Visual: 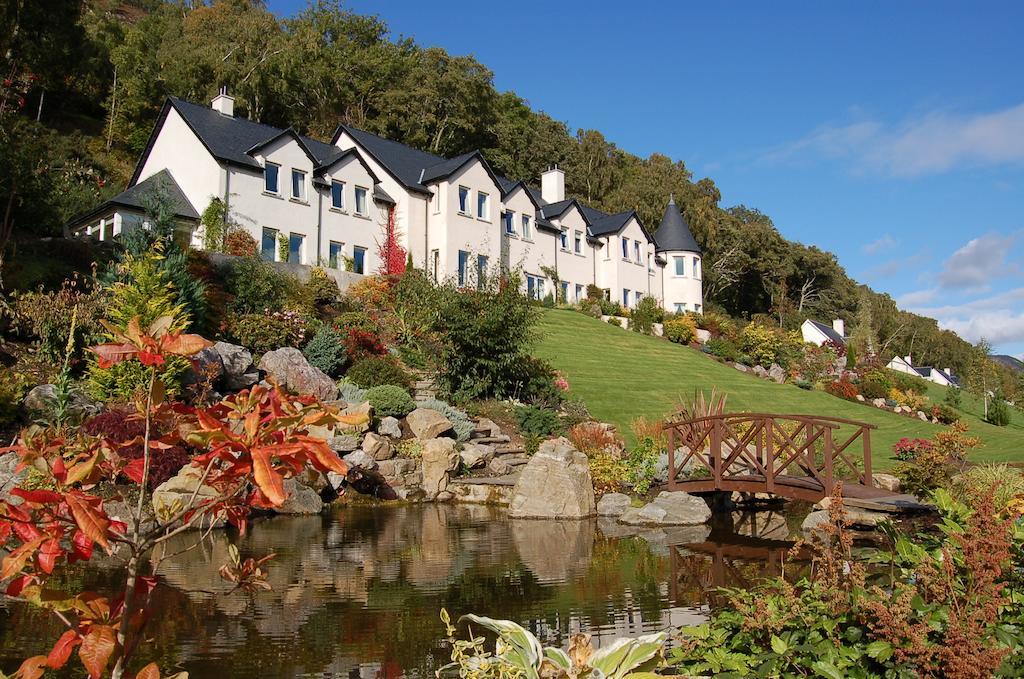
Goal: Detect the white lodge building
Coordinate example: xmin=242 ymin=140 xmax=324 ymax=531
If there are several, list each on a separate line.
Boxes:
xmin=70 ymin=92 xmax=704 ymax=313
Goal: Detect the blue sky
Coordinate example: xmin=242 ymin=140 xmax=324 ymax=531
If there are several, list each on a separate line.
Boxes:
xmin=269 ymin=1 xmax=1024 ymax=359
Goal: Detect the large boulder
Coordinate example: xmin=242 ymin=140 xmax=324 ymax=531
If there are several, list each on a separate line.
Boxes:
xmin=22 ymin=384 xmax=100 ymax=422
xmin=597 ymin=492 xmax=631 ymax=517
xmin=275 ymin=477 xmax=324 ymax=515
xmin=183 ymin=345 xmax=225 ymax=387
xmin=151 ymin=465 xmax=222 ymax=528
xmin=377 ymin=416 xmax=403 ymax=439
xmin=257 ymin=348 xmax=337 ymax=400
xmin=509 ymin=438 xmax=596 ymax=519
xmin=421 ymin=438 xmax=459 ymax=500
xmin=212 ymin=341 xmax=259 ymax=391
xmin=361 ymin=433 xmax=394 ymax=461
xmin=459 ymin=443 xmax=494 ymax=469
xmin=0 ymin=453 xmax=27 ymax=504
xmin=407 ymin=408 xmax=453 ymax=440
xmin=768 ymin=363 xmax=787 ymax=384
xmin=618 ymin=491 xmax=711 ymax=526
xmin=342 ymin=450 xmax=378 ymax=472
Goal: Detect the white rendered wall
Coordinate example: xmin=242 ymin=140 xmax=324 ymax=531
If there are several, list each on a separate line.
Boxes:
xmin=136 ymin=108 xmax=224 ymax=213
xmin=434 ymin=160 xmax=503 ymax=283
xmin=661 ymin=251 xmax=704 ymax=313
xmin=549 ymin=207 xmax=593 ymax=302
xmin=502 ymin=186 xmax=556 ymax=290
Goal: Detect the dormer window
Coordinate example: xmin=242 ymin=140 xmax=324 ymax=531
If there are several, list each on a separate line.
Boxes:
xmin=354 ymin=186 xmax=368 ymax=216
xmin=476 ymin=191 xmax=489 ymax=220
xmin=291 ymin=169 xmax=306 ymax=201
xmin=458 ymin=186 xmax=470 ymax=215
xmin=264 ymin=163 xmax=280 ymax=194
xmin=331 ymin=180 xmax=345 ymax=210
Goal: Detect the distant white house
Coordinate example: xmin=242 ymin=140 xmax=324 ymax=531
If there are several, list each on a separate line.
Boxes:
xmin=68 ymin=90 xmax=704 ymax=313
xmin=887 ymin=354 xmax=959 ymax=388
xmin=801 ymin=318 xmax=846 ymax=347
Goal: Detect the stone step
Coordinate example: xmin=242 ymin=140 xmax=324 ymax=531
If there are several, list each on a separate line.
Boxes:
xmin=470 ymin=435 xmax=511 ymax=444
xmin=452 ymin=475 xmax=519 ymax=486
xmin=494 ymin=446 xmax=525 ymax=456
xmin=502 ymin=456 xmax=530 ymax=466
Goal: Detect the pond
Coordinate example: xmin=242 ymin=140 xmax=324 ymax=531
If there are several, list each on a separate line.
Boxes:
xmin=0 ymin=503 xmax=810 ymax=678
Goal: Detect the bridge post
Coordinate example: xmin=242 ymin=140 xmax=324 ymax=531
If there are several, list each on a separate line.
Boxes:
xmin=862 ymin=427 xmax=874 ymax=488
xmin=764 ymin=418 xmax=774 ymax=494
xmin=823 ymin=426 xmax=834 ymax=497
xmin=667 ymin=426 xmax=676 ymax=489
xmin=711 ymin=419 xmax=722 ymax=487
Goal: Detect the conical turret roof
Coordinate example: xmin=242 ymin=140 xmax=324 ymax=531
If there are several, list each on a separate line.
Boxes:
xmin=655 ymin=196 xmax=701 ymax=254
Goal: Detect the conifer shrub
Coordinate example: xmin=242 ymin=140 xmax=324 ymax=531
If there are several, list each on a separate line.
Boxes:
xmin=227 ymin=311 xmax=312 ymax=354
xmin=628 ymin=296 xmax=662 ymax=334
xmin=346 ymin=355 xmax=413 ymax=391
xmin=514 ymin=405 xmax=561 ymax=438
xmin=303 ymin=324 xmax=347 ymax=377
xmin=223 ymin=255 xmax=293 ymax=314
xmin=987 ymin=393 xmax=1011 ymax=427
xmin=365 ymin=385 xmax=416 ymax=419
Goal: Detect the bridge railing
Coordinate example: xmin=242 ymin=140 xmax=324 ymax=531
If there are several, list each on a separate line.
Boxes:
xmin=661 ymin=413 xmax=876 ymax=500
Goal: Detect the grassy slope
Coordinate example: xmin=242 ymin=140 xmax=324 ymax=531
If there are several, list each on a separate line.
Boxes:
xmin=534 ymin=310 xmax=1024 ymax=469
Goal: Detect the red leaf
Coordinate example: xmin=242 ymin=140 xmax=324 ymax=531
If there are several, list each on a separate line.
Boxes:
xmin=2 ymin=538 xmax=43 ymax=580
xmin=46 ymin=630 xmax=80 ymax=669
xmin=134 ymin=662 xmax=162 ymax=679
xmin=122 ymin=458 xmax=146 ymax=484
xmin=37 ymin=538 xmax=63 ymax=575
xmin=137 ymin=351 xmax=165 ymax=367
xmin=89 ymin=343 xmax=139 ymax=368
xmin=136 ymin=575 xmax=158 ymax=596
xmin=297 ymin=437 xmax=348 ymax=475
xmin=6 ymin=574 xmax=33 ymax=597
xmin=11 ymin=488 xmax=63 ymax=505
xmin=71 ymin=530 xmax=94 ymax=561
xmin=64 ymin=492 xmax=111 ymax=553
xmin=250 ymin=447 xmax=286 ymax=506
xmin=79 ymin=624 xmax=117 ymax=679
xmin=52 ymin=457 xmax=67 ymax=484
xmin=15 ymin=655 xmax=48 ymax=679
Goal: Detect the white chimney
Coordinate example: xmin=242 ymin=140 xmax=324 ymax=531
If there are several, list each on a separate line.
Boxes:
xmin=945 ymin=368 xmax=952 ymax=376
xmin=541 ymin=166 xmax=565 ymax=203
xmin=904 ymin=355 xmax=912 ymax=365
xmin=211 ymin=86 xmax=234 ymax=117
xmin=832 ymin=319 xmax=845 ymax=337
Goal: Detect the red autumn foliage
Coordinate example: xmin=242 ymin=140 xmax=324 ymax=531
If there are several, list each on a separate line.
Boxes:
xmin=344 ymin=327 xmax=387 ymax=362
xmin=376 ymin=205 xmax=407 ymax=276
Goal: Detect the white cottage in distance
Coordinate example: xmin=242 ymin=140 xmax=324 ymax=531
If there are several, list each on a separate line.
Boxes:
xmin=70 ymin=90 xmax=704 ymax=313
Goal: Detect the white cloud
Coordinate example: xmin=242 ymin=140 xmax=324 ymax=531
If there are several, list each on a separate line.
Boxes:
xmin=936 ymin=233 xmax=1019 ymax=290
xmin=862 ymin=234 xmax=898 ymax=255
xmin=764 ymin=102 xmax=1024 ymax=177
xmin=896 ymin=288 xmax=938 ymax=307
xmin=905 ymin=287 xmax=1024 ymax=346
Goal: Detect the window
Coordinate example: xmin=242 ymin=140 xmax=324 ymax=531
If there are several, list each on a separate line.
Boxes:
xmin=432 ymin=190 xmax=440 ymax=215
xmin=635 ymin=291 xmax=642 ymax=305
xmin=674 ymin=256 xmax=685 ymax=276
xmin=634 ymin=240 xmax=641 ymax=263
xmin=521 ymin=215 xmax=532 ymax=240
xmin=526 ymin=274 xmax=545 ymax=300
xmin=574 ymin=231 xmax=582 ymax=254
xmin=560 ymin=228 xmax=569 ymax=250
xmin=261 ymin=227 xmax=278 ymax=261
xmin=431 ymin=249 xmax=440 ymax=282
xmin=354 ymin=186 xmax=368 ymax=216
xmin=674 ymin=303 xmax=686 ymax=313
xmin=458 ymin=186 xmax=470 ymax=214
xmin=503 ymin=211 xmax=515 ymax=235
xmin=560 ymin=281 xmax=569 ymax=303
xmin=575 ymin=284 xmax=584 ymax=300
xmin=352 ymin=246 xmax=366 ymax=274
xmin=291 ymin=169 xmax=306 ymax=201
xmin=264 ymin=163 xmax=280 ymax=194
xmin=477 ymin=191 xmax=489 ymax=219
xmin=330 ymin=181 xmax=345 ymax=210
xmin=328 ymin=241 xmax=344 ymax=269
xmin=476 ymin=255 xmax=488 ymax=288
xmin=458 ymin=250 xmax=470 ymax=287
xmin=694 ymin=303 xmax=702 ymax=313
xmin=622 ymin=288 xmax=631 ymax=307
xmin=621 ymin=237 xmax=629 ymax=259
xmin=693 ymin=257 xmax=701 ymax=279
xmin=288 ymin=233 xmax=304 ymax=263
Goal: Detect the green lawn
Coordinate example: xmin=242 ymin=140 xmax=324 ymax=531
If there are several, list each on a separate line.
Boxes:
xmin=534 ymin=310 xmax=1024 ymax=469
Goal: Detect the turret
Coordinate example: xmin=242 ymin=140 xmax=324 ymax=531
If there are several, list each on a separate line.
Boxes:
xmin=656 ymin=196 xmax=703 ymax=314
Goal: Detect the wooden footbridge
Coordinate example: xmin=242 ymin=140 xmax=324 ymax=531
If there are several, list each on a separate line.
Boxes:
xmin=662 ymin=412 xmax=920 ymax=510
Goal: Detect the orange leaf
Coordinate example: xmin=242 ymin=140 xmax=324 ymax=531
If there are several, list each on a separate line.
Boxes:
xmin=147 ymin=315 xmax=174 ymax=339
xmin=65 ymin=492 xmax=111 ymax=553
xmin=46 ymin=629 xmax=80 ymax=669
xmin=298 ymin=437 xmax=348 ymax=475
xmin=37 ymin=538 xmax=63 ymax=575
xmin=250 ymin=447 xmax=286 ymax=506
xmin=161 ymin=332 xmax=213 ymax=357
xmin=79 ymin=624 xmax=117 ymax=679
xmin=135 ymin=661 xmax=162 ymax=679
xmin=2 ymin=538 xmax=44 ymax=580
xmin=89 ymin=343 xmax=139 ymax=368
xmin=15 ymin=655 xmax=48 ymax=679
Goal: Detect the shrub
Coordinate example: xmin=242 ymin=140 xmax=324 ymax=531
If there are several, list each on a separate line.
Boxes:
xmin=224 ymin=229 xmax=258 ymax=257
xmin=589 ymin=453 xmax=627 ymax=495
xmin=568 ymin=422 xmax=623 ymax=456
xmin=227 ymin=311 xmax=312 ymax=354
xmin=514 ymin=405 xmax=561 ymax=439
xmin=223 ymin=256 xmax=294 ymax=314
xmin=418 ymin=397 xmax=475 ymax=442
xmin=858 ymin=373 xmax=889 ymax=400
xmin=346 ymin=355 xmax=412 ymax=391
xmin=512 ymin=355 xmax=563 ymax=409
xmin=303 ymin=325 xmax=347 ymax=377
xmin=950 ymin=464 xmax=1024 ymax=511
xmin=88 ymin=354 xmax=191 ymax=403
xmin=80 ymin=408 xmax=191 ymax=488
xmin=943 ymin=386 xmax=962 ymax=409
xmin=585 ymin=284 xmax=604 ymax=300
xmin=629 ymin=296 xmax=662 ymax=334
xmin=11 ymin=275 xmax=106 ymax=363
xmin=664 ymin=315 xmax=698 ymax=345
xmin=302 ymin=267 xmax=340 ymax=309
xmin=337 ymin=380 xmax=368 ymax=404
xmin=795 ymin=343 xmax=838 ymax=385
xmin=103 ymin=250 xmax=189 ymax=332
xmin=365 ymin=385 xmax=416 ymax=418
xmin=893 ymin=437 xmax=934 ymax=462
xmin=578 ymin=297 xmax=602 ymax=318
xmin=606 ymin=316 xmax=622 ymax=328
xmin=933 ymin=403 xmax=960 ymax=424
xmin=822 ymin=337 xmax=847 ymax=359
xmin=692 ymin=310 xmax=735 ymax=339
xmin=825 ymin=376 xmax=859 ymax=401
xmin=598 ymin=298 xmax=626 ymax=317
xmin=739 ymin=322 xmax=803 ymax=368
xmin=889 ymin=387 xmax=928 ymax=411
xmin=335 ymin=310 xmax=379 ymax=334
xmin=895 ymin=444 xmax=953 ymax=497
xmin=345 ymin=327 xmax=388 ymax=362
xmin=987 ymin=393 xmax=1011 ymax=426
xmin=0 ymin=374 xmax=29 ymax=428
xmin=625 ymin=436 xmax=660 ymax=495
xmin=886 ymin=368 xmax=930 ymax=393
xmin=704 ymin=337 xmax=739 ymax=362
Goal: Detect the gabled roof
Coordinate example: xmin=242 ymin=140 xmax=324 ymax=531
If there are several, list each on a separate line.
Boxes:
xmin=588 ymin=210 xmax=637 ymax=237
xmin=914 ymin=367 xmax=933 ymax=379
xmin=245 ymin=127 xmax=321 ymax=166
xmin=314 ymin=147 xmax=380 ymax=183
xmin=655 ymin=197 xmax=701 ymax=253
xmin=933 ymin=369 xmax=960 ymax=386
xmin=499 ymin=178 xmax=544 ymax=210
xmin=993 ymin=354 xmax=1024 ymax=373
xmin=807 ymin=319 xmax=846 ymax=345
xmin=69 ymin=169 xmax=199 ymax=229
xmin=332 ymin=124 xmax=443 ymax=194
xmin=538 ymin=198 xmax=580 ymax=221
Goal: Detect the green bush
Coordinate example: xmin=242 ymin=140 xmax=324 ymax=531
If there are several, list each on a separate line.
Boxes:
xmin=0 ymin=375 xmax=29 ymax=428
xmin=950 ymin=464 xmax=1024 ymax=510
xmin=513 ymin=355 xmax=564 ymax=409
xmin=606 ymin=316 xmax=622 ymax=328
xmin=943 ymin=386 xmax=962 ymax=409
xmin=11 ymin=276 xmax=106 ymax=364
xmin=987 ymin=394 xmax=1011 ymax=427
xmin=346 ymin=355 xmax=413 ymax=391
xmin=302 ymin=267 xmax=340 ymax=309
xmin=934 ymin=403 xmax=960 ymax=424
xmin=303 ymin=325 xmax=347 ymax=377
xmin=664 ymin=315 xmax=697 ymax=345
xmin=223 ymin=256 xmax=295 ymax=314
xmin=227 ymin=311 xmax=312 ymax=354
xmin=514 ymin=405 xmax=561 ymax=439
xmin=739 ymin=323 xmax=803 ymax=368
xmin=365 ymin=385 xmax=416 ymax=419
xmin=704 ymin=337 xmax=739 ymax=362
xmin=625 ymin=436 xmax=660 ymax=495
xmin=886 ymin=368 xmax=930 ymax=394
xmin=859 ymin=374 xmax=889 ymax=400
xmin=334 ymin=310 xmax=379 ymax=334
xmin=337 ymin=380 xmax=367 ymax=404
xmin=628 ymin=296 xmax=662 ymax=334
xmin=578 ymin=297 xmax=602 ymax=318
xmin=87 ymin=354 xmax=191 ymax=403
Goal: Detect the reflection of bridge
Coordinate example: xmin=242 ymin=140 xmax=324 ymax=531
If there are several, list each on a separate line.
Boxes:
xmin=661 ymin=413 xmax=906 ymax=505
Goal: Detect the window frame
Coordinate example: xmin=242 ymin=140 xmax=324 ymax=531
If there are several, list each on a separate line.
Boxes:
xmin=693 ymin=256 xmax=702 ymax=280
xmin=288 ymin=232 xmax=305 ymax=264
xmin=290 ymin=169 xmax=307 ymax=202
xmin=476 ymin=254 xmax=488 ymax=289
xmin=633 ymin=240 xmax=641 ymax=264
xmin=354 ymin=186 xmax=369 ymax=216
xmin=261 ymin=227 xmax=279 ymax=261
xmin=458 ymin=186 xmax=470 ymax=215
xmin=622 ymin=288 xmax=630 ymax=307
xmin=621 ymin=237 xmax=629 ymax=260
xmin=476 ymin=191 xmax=489 ymax=220
xmin=330 ymin=180 xmax=345 ymax=210
xmin=263 ymin=162 xmax=280 ymax=195
xmin=352 ymin=245 xmax=366 ymax=274
xmin=503 ymin=210 xmax=516 ymax=236
xmin=574 ymin=230 xmax=583 ymax=254
xmin=560 ymin=228 xmax=569 ymax=251
xmin=674 ymin=256 xmax=685 ymax=277
xmin=521 ymin=215 xmax=532 ymax=240
xmin=457 ymin=250 xmax=470 ymax=287
xmin=328 ymin=241 xmax=344 ymax=269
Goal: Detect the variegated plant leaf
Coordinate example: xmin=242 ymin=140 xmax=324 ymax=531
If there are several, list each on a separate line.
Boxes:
xmin=588 ymin=632 xmax=668 ymax=679
xmin=460 ymin=614 xmax=543 ymax=678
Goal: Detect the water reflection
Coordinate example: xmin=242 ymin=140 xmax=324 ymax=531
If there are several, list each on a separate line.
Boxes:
xmin=0 ymin=504 xmax=808 ymax=678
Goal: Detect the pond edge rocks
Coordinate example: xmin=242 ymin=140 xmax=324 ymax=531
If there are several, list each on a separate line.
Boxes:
xmin=509 ymin=438 xmax=596 ymax=519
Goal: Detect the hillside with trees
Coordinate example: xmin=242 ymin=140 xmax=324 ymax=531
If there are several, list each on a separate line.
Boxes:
xmin=0 ymin=0 xmax=1016 ymax=387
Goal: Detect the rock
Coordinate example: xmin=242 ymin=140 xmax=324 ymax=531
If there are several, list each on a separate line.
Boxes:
xmin=22 ymin=384 xmax=100 ymax=422
xmin=435 ymin=490 xmax=454 ymax=502
xmin=459 ymin=443 xmax=495 ymax=469
xmin=343 ymin=450 xmax=378 ymax=472
xmin=475 ymin=417 xmax=502 ymax=437
xmin=362 ymin=433 xmax=394 ymax=461
xmin=339 ymin=401 xmax=372 ymax=433
xmin=450 ymin=481 xmax=514 ymax=505
xmin=732 ymin=511 xmax=789 ymax=540
xmin=0 ymin=453 xmax=27 ymax=504
xmin=752 ymin=365 xmax=769 ymax=379
xmin=618 ymin=491 xmax=711 ymax=526
xmin=275 ymin=477 xmax=324 ymax=514
xmin=420 ymin=438 xmax=459 ymax=500
xmin=917 ymin=410 xmax=928 ymax=421
xmin=856 ymin=394 xmax=866 ymax=402
xmin=407 ymin=408 xmax=453 ymax=440
xmin=803 ymin=507 xmax=885 ymax=534
xmin=183 ymin=345 xmax=224 ymax=387
xmin=508 ymin=438 xmax=596 ymax=519
xmin=873 ymin=473 xmax=901 ymax=493
xmin=597 ymin=492 xmax=631 ymax=517
xmin=768 ymin=363 xmax=786 ymax=384
xmin=377 ymin=416 xmax=403 ymax=439
xmin=512 ymin=518 xmax=594 ymax=583
xmin=394 ymin=486 xmax=426 ymax=502
xmin=152 ymin=465 xmax=223 ymax=528
xmin=733 ymin=363 xmax=749 ymax=373
xmin=212 ymin=341 xmax=258 ymax=391
xmin=695 ymin=328 xmax=711 ymax=344
xmin=486 ymin=457 xmax=512 ymax=476
xmin=257 ymin=348 xmax=337 ymax=401
xmin=872 ymin=398 xmax=886 ymax=408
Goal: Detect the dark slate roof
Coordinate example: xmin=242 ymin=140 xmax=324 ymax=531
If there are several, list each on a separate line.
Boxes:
xmin=333 ymin=124 xmax=444 ymax=194
xmin=589 ymin=210 xmax=636 ymax=237
xmin=993 ymin=354 xmax=1024 ymax=373
xmin=914 ymin=367 xmax=933 ymax=379
xmin=933 ymin=369 xmax=961 ymax=386
xmin=808 ymin=319 xmax=846 ymax=345
xmin=538 ymin=199 xmax=576 ymax=220
xmin=373 ymin=185 xmax=396 ymax=204
xmin=420 ymin=151 xmax=478 ymax=183
xmin=69 ymin=169 xmax=199 ymax=229
xmin=655 ymin=197 xmax=701 ymax=253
